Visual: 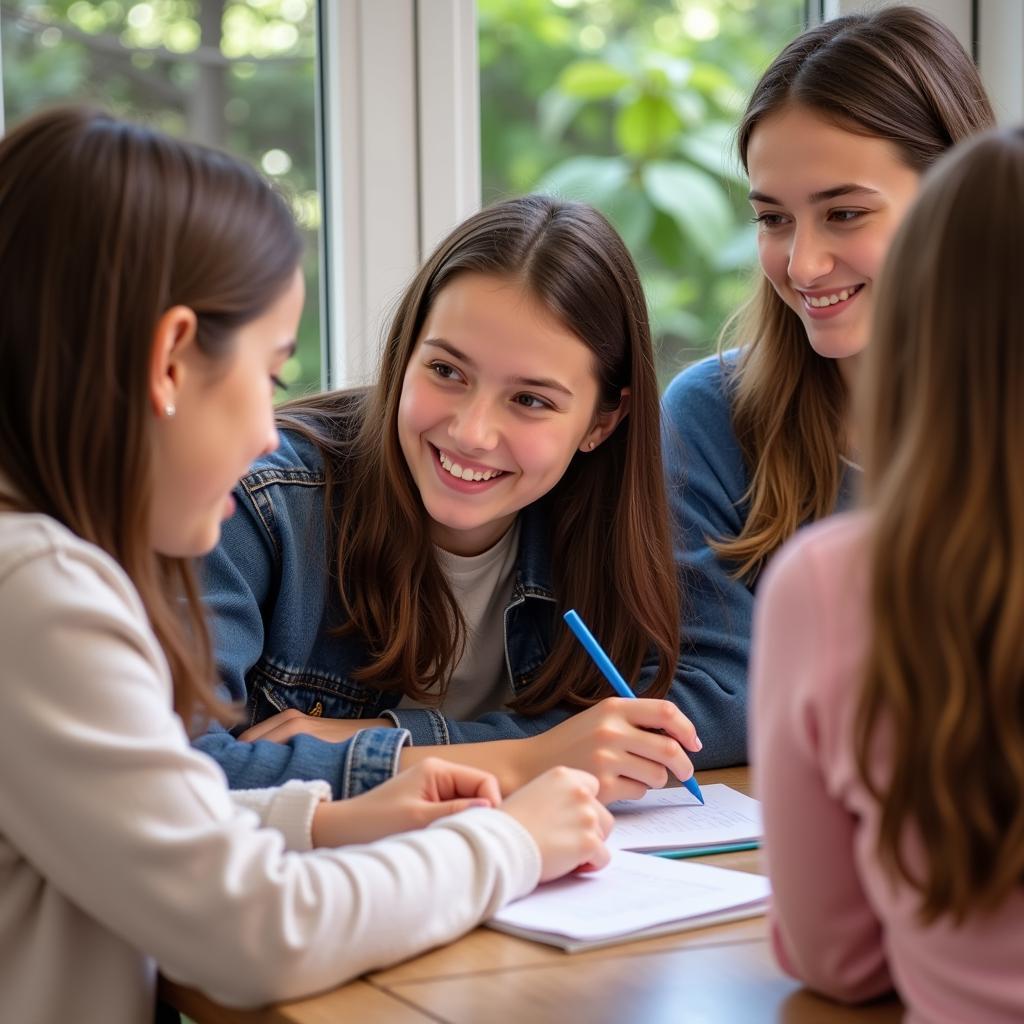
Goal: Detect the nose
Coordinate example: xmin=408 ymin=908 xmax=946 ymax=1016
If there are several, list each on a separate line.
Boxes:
xmin=260 ymin=420 xmax=280 ymax=458
xmin=787 ymin=222 xmax=834 ymax=287
xmin=448 ymin=393 xmax=499 ymax=452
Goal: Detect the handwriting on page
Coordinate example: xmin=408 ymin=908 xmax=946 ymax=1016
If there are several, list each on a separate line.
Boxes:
xmin=613 ymin=804 xmax=752 ymax=834
xmin=607 ymin=784 xmax=762 ymax=851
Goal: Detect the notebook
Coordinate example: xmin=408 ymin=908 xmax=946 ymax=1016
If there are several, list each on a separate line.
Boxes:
xmin=488 ymin=849 xmax=770 ymax=952
xmin=609 ymin=783 xmax=762 ymax=857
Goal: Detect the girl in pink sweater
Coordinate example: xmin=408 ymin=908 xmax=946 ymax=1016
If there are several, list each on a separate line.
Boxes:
xmin=751 ymin=126 xmax=1024 ymax=1024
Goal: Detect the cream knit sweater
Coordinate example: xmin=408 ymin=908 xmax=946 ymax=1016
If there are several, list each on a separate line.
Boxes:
xmin=0 ymin=511 xmax=540 ymax=1024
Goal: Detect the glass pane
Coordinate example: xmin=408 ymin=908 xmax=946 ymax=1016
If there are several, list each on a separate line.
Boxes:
xmin=1 ymin=0 xmax=323 ymax=397
xmin=477 ymin=0 xmax=804 ymax=386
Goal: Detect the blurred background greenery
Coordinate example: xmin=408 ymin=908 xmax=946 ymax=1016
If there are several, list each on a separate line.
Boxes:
xmin=0 ymin=0 xmax=322 ymax=392
xmin=2 ymin=0 xmax=803 ymax=393
xmin=478 ymin=0 xmax=803 ymax=383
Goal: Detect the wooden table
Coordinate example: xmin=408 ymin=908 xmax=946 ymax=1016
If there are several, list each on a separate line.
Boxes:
xmin=160 ymin=768 xmax=902 ymax=1023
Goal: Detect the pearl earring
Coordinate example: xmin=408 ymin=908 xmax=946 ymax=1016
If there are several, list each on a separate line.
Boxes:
xmin=588 ymin=440 xmax=596 ymax=451
xmin=164 ymin=403 xmax=176 ymax=418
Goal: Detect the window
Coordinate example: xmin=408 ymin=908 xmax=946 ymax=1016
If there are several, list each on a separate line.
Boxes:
xmin=1 ymin=0 xmax=323 ymax=395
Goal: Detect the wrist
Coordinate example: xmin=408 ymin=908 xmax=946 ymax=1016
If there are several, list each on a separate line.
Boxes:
xmin=310 ymin=798 xmax=355 ymax=849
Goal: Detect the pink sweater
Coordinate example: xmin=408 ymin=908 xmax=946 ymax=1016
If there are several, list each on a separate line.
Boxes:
xmin=750 ymin=513 xmax=1024 ymax=1024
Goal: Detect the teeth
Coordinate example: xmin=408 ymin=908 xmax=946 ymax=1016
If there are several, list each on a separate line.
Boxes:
xmin=437 ymin=449 xmax=502 ymax=482
xmin=806 ymin=286 xmax=858 ymax=308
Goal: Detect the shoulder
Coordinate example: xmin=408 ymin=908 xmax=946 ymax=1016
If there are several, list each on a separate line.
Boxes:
xmin=0 ymin=512 xmax=135 ymax=596
xmin=239 ymin=427 xmax=326 ymax=492
xmin=762 ymin=512 xmax=871 ymax=604
xmin=756 ymin=512 xmax=873 ymax=709
xmin=0 ymin=512 xmax=153 ymax=649
xmin=661 ymin=352 xmax=741 ymax=468
xmin=662 ymin=351 xmax=738 ymax=427
xmin=661 ymin=352 xmax=746 ymax=496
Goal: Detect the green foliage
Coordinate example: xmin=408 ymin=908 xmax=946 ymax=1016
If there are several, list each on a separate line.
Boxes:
xmin=1 ymin=0 xmax=323 ymax=396
xmin=478 ymin=0 xmax=804 ymax=384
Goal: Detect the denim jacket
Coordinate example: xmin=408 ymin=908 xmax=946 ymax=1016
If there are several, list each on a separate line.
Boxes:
xmin=196 ymin=428 xmax=586 ymax=798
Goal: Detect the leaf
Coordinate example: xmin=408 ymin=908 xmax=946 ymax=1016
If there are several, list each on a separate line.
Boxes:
xmin=537 ymin=88 xmax=582 ymax=143
xmin=535 ymin=156 xmax=630 ymax=204
xmin=714 ymin=223 xmax=759 ymax=272
xmin=615 ymin=95 xmax=682 ymax=158
xmin=678 ymin=122 xmax=746 ymax=184
xmin=601 ymin=186 xmax=654 ymax=252
xmin=558 ymin=60 xmax=631 ymax=100
xmin=642 ymin=161 xmax=734 ymax=258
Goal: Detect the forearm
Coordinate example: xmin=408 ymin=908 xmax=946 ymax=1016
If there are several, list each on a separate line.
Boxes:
xmin=399 ymin=738 xmax=531 ymax=794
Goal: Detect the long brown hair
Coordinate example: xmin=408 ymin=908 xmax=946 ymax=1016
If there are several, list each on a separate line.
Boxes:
xmin=281 ymin=196 xmax=678 ymax=712
xmin=0 ymin=107 xmax=302 ymax=727
xmin=855 ymin=126 xmax=1024 ymax=924
xmin=715 ymin=5 xmax=994 ymax=580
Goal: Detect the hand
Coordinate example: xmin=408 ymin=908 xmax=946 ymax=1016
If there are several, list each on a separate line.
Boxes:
xmin=238 ymin=708 xmax=391 ymax=744
xmin=516 ymin=697 xmax=701 ymax=803
xmin=311 ymin=757 xmax=502 ymax=847
xmin=502 ymin=767 xmax=613 ymax=882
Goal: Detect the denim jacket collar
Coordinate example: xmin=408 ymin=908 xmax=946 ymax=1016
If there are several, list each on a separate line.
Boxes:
xmin=512 ymin=499 xmax=554 ymax=599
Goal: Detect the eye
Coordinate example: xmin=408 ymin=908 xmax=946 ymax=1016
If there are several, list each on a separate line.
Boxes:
xmin=513 ymin=393 xmax=552 ymax=411
xmin=271 ymin=374 xmax=288 ymax=392
xmin=428 ymin=360 xmax=464 ymax=383
xmin=751 ymin=211 xmax=788 ymax=229
xmin=829 ymin=209 xmax=866 ymax=224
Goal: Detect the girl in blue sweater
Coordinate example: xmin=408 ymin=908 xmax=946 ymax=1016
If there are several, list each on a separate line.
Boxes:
xmin=661 ymin=6 xmax=994 ymax=764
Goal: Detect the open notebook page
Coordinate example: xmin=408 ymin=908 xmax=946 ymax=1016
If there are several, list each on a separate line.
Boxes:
xmin=608 ymin=783 xmax=762 ymax=852
xmin=488 ymin=849 xmax=769 ymax=952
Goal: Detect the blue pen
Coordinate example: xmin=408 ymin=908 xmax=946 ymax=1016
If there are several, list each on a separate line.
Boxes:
xmin=563 ymin=608 xmax=704 ymax=805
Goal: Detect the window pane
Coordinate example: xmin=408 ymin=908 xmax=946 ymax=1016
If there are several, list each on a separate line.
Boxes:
xmin=478 ymin=0 xmax=804 ymax=386
xmin=1 ymin=0 xmax=323 ymax=397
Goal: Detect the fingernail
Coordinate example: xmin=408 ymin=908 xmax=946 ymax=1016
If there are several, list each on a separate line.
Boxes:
xmin=694 ymin=734 xmax=703 ymax=751
xmin=468 ymin=799 xmax=491 ymax=808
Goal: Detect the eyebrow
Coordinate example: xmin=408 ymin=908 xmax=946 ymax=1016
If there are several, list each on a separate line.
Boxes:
xmin=747 ymin=184 xmax=882 ymax=204
xmin=422 ymin=338 xmax=575 ymax=397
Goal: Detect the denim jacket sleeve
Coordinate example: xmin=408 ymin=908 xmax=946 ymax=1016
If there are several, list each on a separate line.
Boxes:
xmin=195 ymin=459 xmax=408 ymax=799
xmin=381 ymin=702 xmax=575 ymax=746
xmin=657 ymin=355 xmax=753 ymax=768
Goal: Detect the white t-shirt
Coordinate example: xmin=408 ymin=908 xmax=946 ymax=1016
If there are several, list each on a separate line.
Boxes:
xmin=0 ymin=510 xmax=540 ymax=1023
xmin=398 ymin=520 xmax=520 ymax=719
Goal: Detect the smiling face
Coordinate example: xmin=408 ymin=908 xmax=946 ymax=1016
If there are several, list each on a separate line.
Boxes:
xmin=746 ymin=104 xmax=922 ymax=370
xmin=397 ymin=272 xmax=626 ymax=556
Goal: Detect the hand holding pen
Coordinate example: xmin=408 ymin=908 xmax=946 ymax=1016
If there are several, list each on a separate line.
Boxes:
xmin=563 ymin=609 xmax=704 ymax=805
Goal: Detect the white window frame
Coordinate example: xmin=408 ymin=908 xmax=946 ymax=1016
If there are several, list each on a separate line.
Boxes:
xmin=316 ymin=0 xmax=479 ymax=388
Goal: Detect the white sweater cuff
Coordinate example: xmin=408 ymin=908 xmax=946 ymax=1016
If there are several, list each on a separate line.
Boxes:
xmin=230 ymin=779 xmax=333 ymax=851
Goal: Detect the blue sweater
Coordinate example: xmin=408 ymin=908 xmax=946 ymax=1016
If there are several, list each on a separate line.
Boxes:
xmin=661 ymin=354 xmax=856 ymax=765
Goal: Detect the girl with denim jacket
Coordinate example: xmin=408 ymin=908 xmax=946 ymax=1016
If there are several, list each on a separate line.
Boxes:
xmin=200 ymin=194 xmax=707 ymax=804
xmin=0 ymin=107 xmax=612 ymax=1022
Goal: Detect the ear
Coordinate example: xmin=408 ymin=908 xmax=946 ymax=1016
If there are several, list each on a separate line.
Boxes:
xmin=580 ymin=386 xmax=631 ymax=452
xmin=148 ymin=306 xmax=199 ymax=418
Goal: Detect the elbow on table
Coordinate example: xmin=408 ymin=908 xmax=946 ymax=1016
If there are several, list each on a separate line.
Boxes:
xmin=772 ymin=922 xmax=893 ymax=1006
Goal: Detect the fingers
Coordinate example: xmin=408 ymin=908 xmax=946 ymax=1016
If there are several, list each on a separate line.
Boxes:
xmin=418 ymin=797 xmax=494 ymax=825
xmin=412 ymin=757 xmax=502 ymax=807
xmin=613 ymin=697 xmax=702 ymax=753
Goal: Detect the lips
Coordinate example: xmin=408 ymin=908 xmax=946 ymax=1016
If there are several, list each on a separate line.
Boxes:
xmin=430 ymin=444 xmax=509 ymax=486
xmin=798 ymin=283 xmax=864 ymax=309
